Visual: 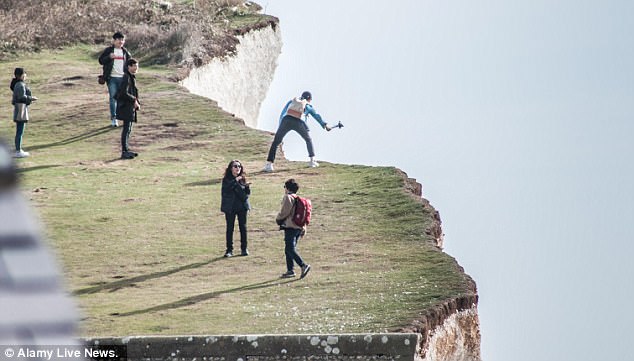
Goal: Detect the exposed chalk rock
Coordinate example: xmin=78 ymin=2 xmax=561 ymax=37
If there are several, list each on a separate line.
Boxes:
xmin=422 ymin=306 xmax=481 ymax=361
xmin=180 ymin=24 xmax=282 ymax=128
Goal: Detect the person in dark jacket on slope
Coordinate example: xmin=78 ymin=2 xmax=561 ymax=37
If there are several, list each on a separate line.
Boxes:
xmin=115 ymin=58 xmax=141 ymax=160
xmin=99 ymin=31 xmax=131 ymax=127
xmin=220 ymin=159 xmax=251 ymax=257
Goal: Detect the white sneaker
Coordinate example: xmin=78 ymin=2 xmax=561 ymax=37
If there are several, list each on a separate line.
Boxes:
xmin=111 ymin=119 xmax=119 ymax=127
xmin=308 ymin=160 xmax=319 ymax=168
xmin=263 ymin=163 xmax=274 ymax=172
xmin=14 ymin=150 xmax=30 ymax=158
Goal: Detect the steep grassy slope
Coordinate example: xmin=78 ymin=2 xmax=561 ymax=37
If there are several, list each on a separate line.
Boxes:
xmin=0 ymin=46 xmax=475 ymax=336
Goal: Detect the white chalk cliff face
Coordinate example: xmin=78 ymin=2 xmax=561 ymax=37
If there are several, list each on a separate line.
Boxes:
xmin=420 ymin=306 xmax=481 ymax=361
xmin=180 ymin=24 xmax=282 ymax=128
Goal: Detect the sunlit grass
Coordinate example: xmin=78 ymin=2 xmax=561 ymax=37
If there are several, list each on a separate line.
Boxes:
xmin=1 ymin=47 xmax=474 ymax=337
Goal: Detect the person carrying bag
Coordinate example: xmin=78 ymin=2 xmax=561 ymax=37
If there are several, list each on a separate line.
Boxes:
xmin=10 ymin=67 xmax=37 ymax=158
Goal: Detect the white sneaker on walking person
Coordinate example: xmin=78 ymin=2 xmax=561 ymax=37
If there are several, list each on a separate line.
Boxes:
xmin=308 ymin=159 xmax=319 ymax=168
xmin=111 ymin=119 xmax=119 ymax=127
xmin=263 ymin=162 xmax=274 ymax=172
xmin=14 ymin=150 xmax=30 ymax=158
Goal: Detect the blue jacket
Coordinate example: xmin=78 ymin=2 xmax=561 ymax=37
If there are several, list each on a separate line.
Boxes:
xmin=279 ymin=100 xmax=327 ymax=129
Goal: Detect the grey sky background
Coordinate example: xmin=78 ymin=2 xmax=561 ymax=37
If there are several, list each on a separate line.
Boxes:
xmin=257 ymin=1 xmax=634 ymax=360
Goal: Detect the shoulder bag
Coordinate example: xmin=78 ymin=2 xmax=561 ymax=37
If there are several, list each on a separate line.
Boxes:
xmin=16 ymin=103 xmax=28 ymax=121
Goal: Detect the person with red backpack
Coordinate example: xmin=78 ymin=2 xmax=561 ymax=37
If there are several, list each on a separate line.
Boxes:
xmin=275 ymin=178 xmax=311 ymax=279
xmin=263 ymin=91 xmax=332 ymax=172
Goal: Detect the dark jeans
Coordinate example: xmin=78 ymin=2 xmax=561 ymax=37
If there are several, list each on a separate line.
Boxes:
xmin=15 ymin=121 xmax=26 ymax=151
xmin=225 ymin=210 xmax=248 ymax=252
xmin=121 ymin=120 xmax=133 ymax=152
xmin=284 ymin=228 xmax=305 ymax=272
xmin=267 ymin=115 xmax=314 ymax=162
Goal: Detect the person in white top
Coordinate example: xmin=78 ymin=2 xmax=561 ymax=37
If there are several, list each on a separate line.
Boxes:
xmin=98 ymin=32 xmax=131 ymax=127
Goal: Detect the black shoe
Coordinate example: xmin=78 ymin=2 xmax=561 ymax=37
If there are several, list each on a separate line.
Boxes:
xmin=121 ymin=151 xmax=135 ymax=159
xmin=129 ymin=151 xmax=138 ymax=157
xmin=224 ymin=251 xmax=233 ymax=258
xmin=241 ymin=249 xmax=249 ymax=256
xmin=300 ymin=264 xmax=311 ymax=279
xmin=281 ymin=271 xmax=296 ymax=278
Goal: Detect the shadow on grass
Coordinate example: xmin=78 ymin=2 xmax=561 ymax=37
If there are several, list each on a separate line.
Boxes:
xmin=184 ymin=178 xmax=221 ymax=187
xmin=73 ymin=257 xmax=225 ymax=296
xmin=16 ymin=164 xmax=62 ymax=173
xmin=184 ymin=170 xmax=277 ymax=187
xmin=114 ymin=278 xmax=296 ymax=317
xmin=29 ymin=126 xmax=114 ymax=150
xmin=104 ymin=157 xmax=128 ymax=164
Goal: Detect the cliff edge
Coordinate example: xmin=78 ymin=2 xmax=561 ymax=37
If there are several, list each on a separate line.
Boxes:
xmin=0 ymin=1 xmax=480 ymax=360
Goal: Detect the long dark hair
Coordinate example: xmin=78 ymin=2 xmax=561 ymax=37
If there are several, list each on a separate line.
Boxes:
xmin=9 ymin=67 xmax=24 ymax=91
xmin=223 ymin=159 xmax=246 ymax=184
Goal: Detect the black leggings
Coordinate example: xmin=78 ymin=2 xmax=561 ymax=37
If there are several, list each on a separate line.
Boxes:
xmin=225 ymin=210 xmax=248 ymax=252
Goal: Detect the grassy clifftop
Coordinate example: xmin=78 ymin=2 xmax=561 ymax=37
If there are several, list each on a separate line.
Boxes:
xmin=1 ymin=46 xmax=475 ymax=336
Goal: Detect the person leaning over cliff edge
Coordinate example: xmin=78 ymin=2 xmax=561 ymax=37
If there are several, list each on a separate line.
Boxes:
xmin=115 ymin=58 xmax=141 ymax=160
xmin=10 ymin=67 xmax=37 ymax=158
xmin=263 ymin=91 xmax=331 ymax=172
xmin=220 ymin=159 xmax=251 ymax=258
xmin=99 ymin=31 xmax=131 ymax=128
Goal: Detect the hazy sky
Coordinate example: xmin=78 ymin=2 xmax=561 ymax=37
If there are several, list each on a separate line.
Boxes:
xmin=257 ymin=1 xmax=634 ymax=360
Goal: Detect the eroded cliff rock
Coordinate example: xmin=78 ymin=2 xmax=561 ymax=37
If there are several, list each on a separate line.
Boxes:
xmin=180 ymin=23 xmax=282 ymax=128
xmin=398 ymin=171 xmax=480 ymax=360
xmin=421 ymin=306 xmax=481 ymax=361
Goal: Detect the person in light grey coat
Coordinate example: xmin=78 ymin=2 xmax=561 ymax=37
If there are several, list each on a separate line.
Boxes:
xmin=10 ymin=67 xmax=37 ymax=158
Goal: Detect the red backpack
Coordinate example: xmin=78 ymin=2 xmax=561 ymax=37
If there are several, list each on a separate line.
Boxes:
xmin=292 ymin=195 xmax=312 ymax=227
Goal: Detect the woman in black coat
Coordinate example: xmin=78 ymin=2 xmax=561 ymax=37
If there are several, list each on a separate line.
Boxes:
xmin=115 ymin=58 xmax=140 ymax=159
xmin=220 ymin=160 xmax=251 ymax=257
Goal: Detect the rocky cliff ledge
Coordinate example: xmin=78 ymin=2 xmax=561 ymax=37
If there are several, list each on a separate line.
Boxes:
xmin=399 ymin=172 xmax=480 ymax=360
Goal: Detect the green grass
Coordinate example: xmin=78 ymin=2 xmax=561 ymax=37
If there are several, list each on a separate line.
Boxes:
xmin=1 ymin=46 xmax=474 ymax=337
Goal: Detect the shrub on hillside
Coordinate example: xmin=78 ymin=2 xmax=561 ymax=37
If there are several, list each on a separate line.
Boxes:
xmin=0 ymin=0 xmax=264 ymax=67
xmin=125 ymin=23 xmax=203 ymax=65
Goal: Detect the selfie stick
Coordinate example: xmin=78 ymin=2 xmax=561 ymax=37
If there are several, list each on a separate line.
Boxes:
xmin=330 ymin=121 xmax=344 ymax=130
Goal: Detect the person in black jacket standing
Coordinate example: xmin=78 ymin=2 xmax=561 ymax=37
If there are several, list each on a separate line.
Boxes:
xmin=115 ymin=58 xmax=140 ymax=160
xmin=99 ymin=32 xmax=131 ymax=127
xmin=220 ymin=160 xmax=251 ymax=257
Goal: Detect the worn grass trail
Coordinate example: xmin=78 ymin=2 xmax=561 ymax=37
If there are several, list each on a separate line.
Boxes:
xmin=0 ymin=46 xmax=473 ymax=336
